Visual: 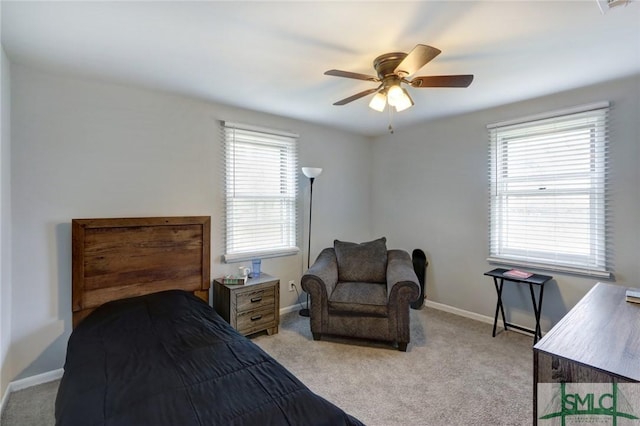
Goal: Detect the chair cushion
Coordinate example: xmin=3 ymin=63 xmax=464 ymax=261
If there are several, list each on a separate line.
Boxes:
xmin=328 ymin=282 xmax=388 ymax=317
xmin=334 ymin=237 xmax=387 ymax=283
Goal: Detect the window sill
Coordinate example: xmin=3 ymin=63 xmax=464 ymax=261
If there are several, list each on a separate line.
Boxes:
xmin=487 ymin=257 xmax=613 ymax=280
xmin=224 ymin=247 xmax=300 ymax=264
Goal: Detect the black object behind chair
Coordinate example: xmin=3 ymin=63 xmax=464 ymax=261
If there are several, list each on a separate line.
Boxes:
xmin=411 ymin=249 xmax=428 ymax=309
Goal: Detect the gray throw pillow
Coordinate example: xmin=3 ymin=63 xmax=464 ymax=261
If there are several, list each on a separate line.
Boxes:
xmin=334 ymin=237 xmax=388 ymax=283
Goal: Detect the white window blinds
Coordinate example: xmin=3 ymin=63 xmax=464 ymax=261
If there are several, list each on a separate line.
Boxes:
xmin=222 ymin=121 xmax=299 ymax=262
xmin=488 ymin=102 xmax=611 ymax=277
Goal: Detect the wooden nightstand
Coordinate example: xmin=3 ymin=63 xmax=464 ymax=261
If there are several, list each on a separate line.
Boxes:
xmin=213 ymin=273 xmax=279 ymax=336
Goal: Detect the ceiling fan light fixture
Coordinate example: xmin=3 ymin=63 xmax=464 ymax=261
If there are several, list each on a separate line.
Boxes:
xmin=369 ymin=92 xmax=387 ymax=112
xmin=394 ymin=89 xmax=414 ymax=112
xmin=386 ymin=85 xmax=404 ymax=107
xmin=325 ymin=43 xmax=473 ymax=116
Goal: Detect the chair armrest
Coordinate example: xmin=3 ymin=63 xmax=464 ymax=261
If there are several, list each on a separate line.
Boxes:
xmin=386 ymin=249 xmax=420 ymax=303
xmin=386 ymin=249 xmax=421 ymax=346
xmin=301 ymin=248 xmax=337 ymax=333
xmin=301 ymin=248 xmax=338 ymax=301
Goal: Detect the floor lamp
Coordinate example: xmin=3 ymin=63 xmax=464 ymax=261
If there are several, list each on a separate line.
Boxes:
xmin=299 ymin=166 xmax=322 ymax=317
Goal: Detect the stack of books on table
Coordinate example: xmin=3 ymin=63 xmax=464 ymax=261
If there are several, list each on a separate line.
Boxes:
xmin=626 ymin=289 xmax=640 ymax=304
xmin=221 ymin=275 xmax=247 ymax=285
xmin=503 ymin=269 xmax=533 ymax=279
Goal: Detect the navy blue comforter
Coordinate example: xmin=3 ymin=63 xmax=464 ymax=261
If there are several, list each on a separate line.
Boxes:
xmin=55 ymin=290 xmax=363 ymax=426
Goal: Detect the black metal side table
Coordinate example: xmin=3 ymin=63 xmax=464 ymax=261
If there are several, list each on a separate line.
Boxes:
xmin=484 ymin=268 xmax=553 ymax=343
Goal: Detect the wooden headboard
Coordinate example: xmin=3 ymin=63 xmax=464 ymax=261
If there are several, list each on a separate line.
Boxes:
xmin=71 ymin=216 xmax=211 ymax=327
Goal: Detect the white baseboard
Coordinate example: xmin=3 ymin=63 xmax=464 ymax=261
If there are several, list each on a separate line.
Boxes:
xmin=424 ymin=300 xmax=495 ymax=324
xmin=0 ymin=368 xmax=63 ymax=417
xmin=280 ymin=304 xmax=297 ymax=316
xmin=424 ymin=299 xmax=545 ymax=338
xmin=0 ymin=384 xmax=10 ymax=419
xmin=9 ymin=368 xmax=63 ymax=392
xmin=280 ymin=302 xmax=309 ymax=316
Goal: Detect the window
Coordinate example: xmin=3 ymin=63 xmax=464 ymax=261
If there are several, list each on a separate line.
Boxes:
xmin=488 ymin=102 xmax=610 ymax=277
xmin=222 ymin=121 xmax=299 ymax=262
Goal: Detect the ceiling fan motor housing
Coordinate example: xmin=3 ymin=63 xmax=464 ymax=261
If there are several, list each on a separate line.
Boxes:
xmin=373 ymin=52 xmax=408 ymax=90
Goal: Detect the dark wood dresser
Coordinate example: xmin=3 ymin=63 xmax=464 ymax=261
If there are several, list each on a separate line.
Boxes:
xmin=533 ymin=282 xmax=640 ymax=421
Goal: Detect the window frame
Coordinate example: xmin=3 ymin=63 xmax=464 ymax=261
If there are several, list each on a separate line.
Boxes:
xmin=222 ymin=121 xmax=300 ymax=263
xmin=487 ymin=102 xmax=611 ymax=278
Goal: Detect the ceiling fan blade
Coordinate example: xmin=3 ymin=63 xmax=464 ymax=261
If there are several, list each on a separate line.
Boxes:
xmin=324 ymin=69 xmax=379 ymax=82
xmin=394 ymin=44 xmax=441 ymax=76
xmin=410 ymin=75 xmax=474 ymax=88
xmin=333 ymin=88 xmax=380 ymax=106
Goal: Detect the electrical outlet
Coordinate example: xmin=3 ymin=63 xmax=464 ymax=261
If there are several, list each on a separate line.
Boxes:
xmin=288 ymin=280 xmax=295 ymax=292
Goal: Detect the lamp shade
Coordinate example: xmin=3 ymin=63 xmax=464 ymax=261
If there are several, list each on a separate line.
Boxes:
xmin=394 ymin=89 xmax=414 ymax=112
xmin=302 ymin=167 xmax=323 ymax=179
xmin=368 ymin=92 xmax=387 ymax=112
xmin=386 ymin=85 xmax=404 ymax=107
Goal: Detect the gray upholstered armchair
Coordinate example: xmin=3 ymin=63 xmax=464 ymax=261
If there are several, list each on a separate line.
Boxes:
xmin=301 ymin=237 xmax=420 ymax=351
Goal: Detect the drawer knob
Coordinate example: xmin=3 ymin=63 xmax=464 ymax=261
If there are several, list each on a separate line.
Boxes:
xmin=250 ymin=296 xmax=263 ymax=303
xmin=251 ymin=315 xmax=263 ymax=321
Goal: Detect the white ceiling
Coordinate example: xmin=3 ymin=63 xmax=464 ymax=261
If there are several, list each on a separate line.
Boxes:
xmin=2 ymin=1 xmax=639 ymax=136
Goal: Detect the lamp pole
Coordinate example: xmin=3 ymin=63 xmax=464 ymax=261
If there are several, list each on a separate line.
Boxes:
xmin=307 ymin=176 xmax=315 ymax=270
xmin=300 ymin=167 xmax=322 ymax=317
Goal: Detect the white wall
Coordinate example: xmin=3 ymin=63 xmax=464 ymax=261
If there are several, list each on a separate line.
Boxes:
xmin=372 ymin=74 xmax=640 ymax=332
xmin=0 ymin=42 xmax=12 ymax=400
xmin=9 ymin=59 xmax=638 ymax=385
xmin=8 ymin=62 xmax=372 ymax=380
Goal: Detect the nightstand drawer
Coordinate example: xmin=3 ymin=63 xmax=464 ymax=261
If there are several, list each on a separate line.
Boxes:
xmin=236 ymin=287 xmax=275 ymax=312
xmin=237 ymin=305 xmax=277 ymax=335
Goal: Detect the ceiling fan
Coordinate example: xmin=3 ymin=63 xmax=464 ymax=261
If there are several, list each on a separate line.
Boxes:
xmin=325 ymin=44 xmax=474 ymax=112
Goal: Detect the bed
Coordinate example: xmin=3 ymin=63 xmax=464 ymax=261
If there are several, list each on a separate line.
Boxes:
xmin=56 ymin=216 xmax=363 ymax=426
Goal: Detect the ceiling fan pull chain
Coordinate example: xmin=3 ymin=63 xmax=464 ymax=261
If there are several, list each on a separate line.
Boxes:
xmin=388 ymin=105 xmax=395 ymax=134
